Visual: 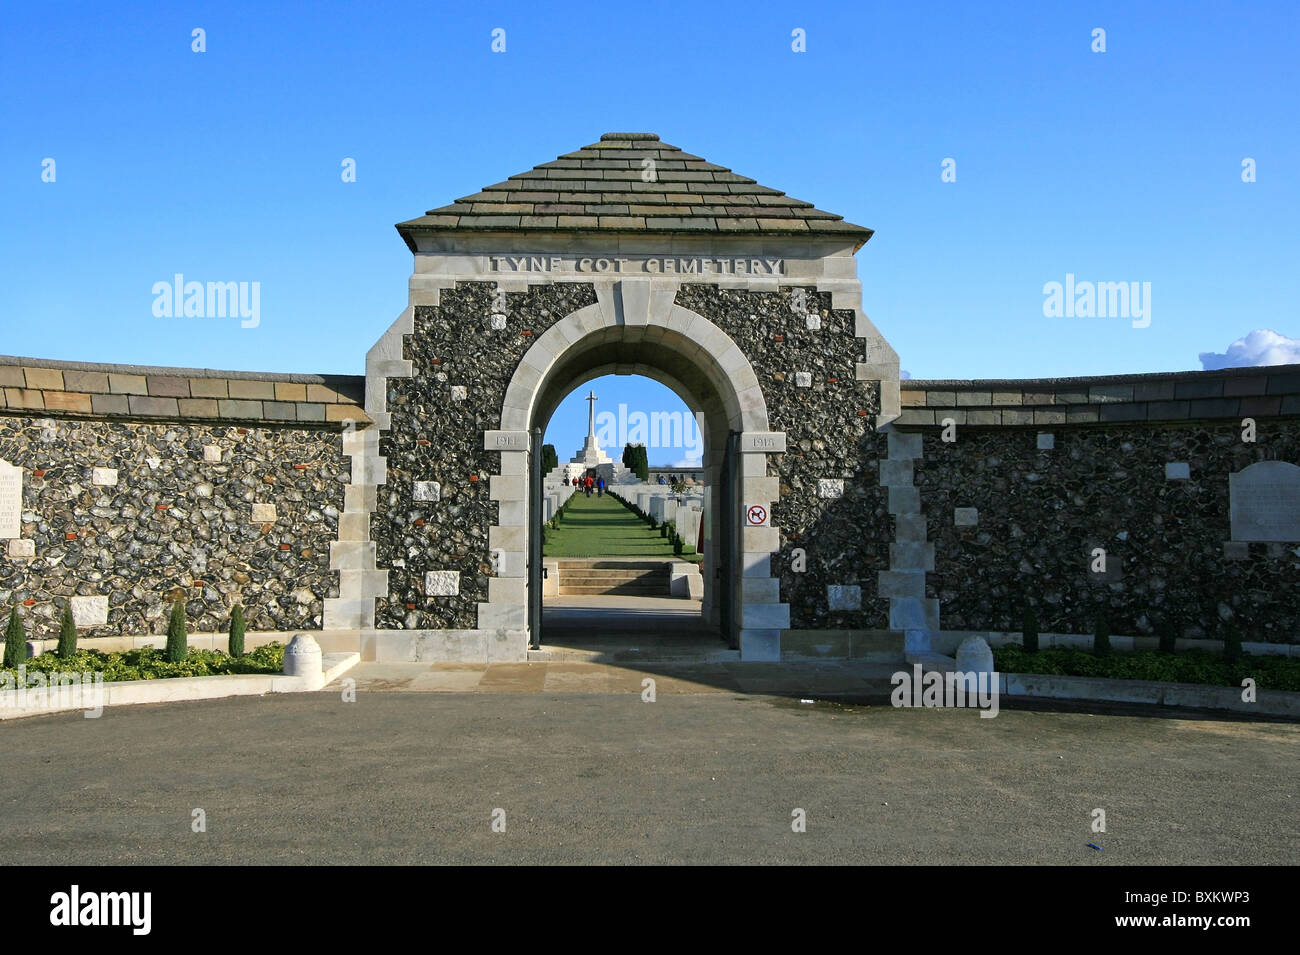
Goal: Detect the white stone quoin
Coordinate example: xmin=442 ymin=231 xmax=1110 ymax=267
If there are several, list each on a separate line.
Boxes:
xmin=7 ymin=539 xmax=34 ymax=559
xmin=70 ymin=595 xmax=109 ymax=627
xmin=425 ymin=570 xmax=460 ymax=596
xmin=827 ymin=585 xmax=862 ymax=611
xmin=818 ymin=478 xmax=844 ymax=499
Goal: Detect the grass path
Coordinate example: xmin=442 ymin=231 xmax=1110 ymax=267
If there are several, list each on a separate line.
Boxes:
xmin=542 ymin=491 xmax=699 ymax=560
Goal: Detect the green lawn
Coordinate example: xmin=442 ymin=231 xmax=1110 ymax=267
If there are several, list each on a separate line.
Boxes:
xmin=543 ymin=491 xmax=701 ymax=560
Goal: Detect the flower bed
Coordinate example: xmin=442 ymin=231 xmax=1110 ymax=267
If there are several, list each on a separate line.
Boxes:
xmin=1 ymin=643 xmax=285 ymax=684
xmin=992 ymin=646 xmax=1300 ymax=692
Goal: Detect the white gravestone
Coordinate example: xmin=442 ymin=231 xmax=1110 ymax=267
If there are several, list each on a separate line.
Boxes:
xmin=1230 ymin=461 xmax=1300 ymax=542
xmin=0 ymin=460 xmax=21 ymax=539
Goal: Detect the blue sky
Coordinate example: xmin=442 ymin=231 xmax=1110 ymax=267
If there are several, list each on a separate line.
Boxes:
xmin=2 ymin=1 xmax=1296 ymax=460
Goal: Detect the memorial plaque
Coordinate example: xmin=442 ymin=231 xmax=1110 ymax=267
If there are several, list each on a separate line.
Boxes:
xmin=0 ymin=460 xmax=21 ymax=539
xmin=1230 ymin=461 xmax=1300 ymax=542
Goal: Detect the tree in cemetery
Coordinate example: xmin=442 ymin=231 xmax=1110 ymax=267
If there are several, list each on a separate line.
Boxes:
xmin=1021 ymin=602 xmax=1039 ymax=653
xmin=1221 ymin=619 xmax=1243 ymax=663
xmin=630 ymin=444 xmax=649 ymax=481
xmin=1092 ymin=612 xmax=1112 ymax=657
xmin=165 ymin=599 xmax=188 ymax=663
xmin=3 ymin=607 xmax=27 ymax=667
xmin=1157 ymin=613 xmax=1180 ymax=653
xmin=228 ymin=604 xmax=247 ymax=658
xmin=542 ymin=444 xmax=558 ymax=474
xmin=622 ymin=443 xmax=634 ymax=468
xmin=57 ymin=599 xmax=78 ymax=660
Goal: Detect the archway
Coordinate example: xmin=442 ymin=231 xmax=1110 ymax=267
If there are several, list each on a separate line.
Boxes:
xmin=484 ymin=282 xmax=788 ymax=658
xmin=536 ymin=373 xmax=710 ymax=651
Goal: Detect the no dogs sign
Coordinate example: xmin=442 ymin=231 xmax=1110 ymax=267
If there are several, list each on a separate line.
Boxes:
xmin=746 ymin=505 xmax=767 ymax=525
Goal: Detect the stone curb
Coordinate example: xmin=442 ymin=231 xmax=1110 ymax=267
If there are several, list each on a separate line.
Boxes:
xmin=0 ymin=652 xmax=360 ymax=721
xmin=999 ymin=671 xmax=1300 ymax=718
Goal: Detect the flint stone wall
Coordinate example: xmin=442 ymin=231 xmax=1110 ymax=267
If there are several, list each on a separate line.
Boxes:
xmin=375 ymin=282 xmax=597 ymax=629
xmin=0 ymin=415 xmax=349 ymax=636
xmin=672 ymin=285 xmax=888 ymax=629
xmin=913 ymin=421 xmax=1300 ymax=642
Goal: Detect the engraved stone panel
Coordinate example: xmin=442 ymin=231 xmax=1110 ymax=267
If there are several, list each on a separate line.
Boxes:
xmin=0 ymin=460 xmax=20 ymax=539
xmin=1230 ymin=461 xmax=1300 ymax=542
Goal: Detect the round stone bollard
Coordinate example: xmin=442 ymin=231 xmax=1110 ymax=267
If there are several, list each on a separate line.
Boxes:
xmin=283 ymin=633 xmax=323 ymax=683
xmin=955 ymin=635 xmax=995 ymax=677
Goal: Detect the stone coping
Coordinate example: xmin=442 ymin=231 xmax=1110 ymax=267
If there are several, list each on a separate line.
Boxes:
xmin=896 ymin=363 xmax=1300 ymax=427
xmin=0 ymin=353 xmax=363 ymax=384
xmin=903 ymin=362 xmax=1300 ymax=389
xmin=0 ymin=354 xmax=368 ymax=427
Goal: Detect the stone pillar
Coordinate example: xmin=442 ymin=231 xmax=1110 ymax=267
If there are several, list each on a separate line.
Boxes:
xmin=879 ymin=429 xmax=939 ymax=654
xmin=736 ymin=432 xmax=787 ymax=661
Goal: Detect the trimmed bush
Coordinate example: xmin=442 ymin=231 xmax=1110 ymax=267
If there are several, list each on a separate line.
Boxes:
xmin=1022 ymin=604 xmax=1039 ymax=653
xmin=1092 ymin=614 xmax=1112 ymax=657
xmin=3 ymin=607 xmax=27 ymax=667
xmin=228 ymin=604 xmax=247 ymax=658
xmin=165 ymin=600 xmax=188 ymax=663
xmin=1221 ymin=620 xmax=1243 ymax=663
xmin=57 ymin=600 xmax=77 ymax=660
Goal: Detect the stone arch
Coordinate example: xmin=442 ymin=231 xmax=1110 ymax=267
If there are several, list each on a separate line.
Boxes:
xmin=482 ymin=280 xmax=788 ymax=660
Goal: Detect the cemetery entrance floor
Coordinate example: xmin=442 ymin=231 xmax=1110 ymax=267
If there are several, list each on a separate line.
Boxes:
xmin=539 ymin=595 xmax=719 ymax=660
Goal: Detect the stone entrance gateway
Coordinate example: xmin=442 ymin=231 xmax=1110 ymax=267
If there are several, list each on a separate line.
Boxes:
xmin=327 ymin=132 xmax=900 ymax=663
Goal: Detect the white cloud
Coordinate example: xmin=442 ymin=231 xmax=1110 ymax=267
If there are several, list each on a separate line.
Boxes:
xmin=665 ymin=456 xmax=702 ymax=468
xmin=900 ymin=369 xmax=912 ymax=380
xmin=1199 ymin=329 xmax=1300 ymax=370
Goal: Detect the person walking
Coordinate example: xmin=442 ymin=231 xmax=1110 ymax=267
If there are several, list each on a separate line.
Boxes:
xmin=584 ymin=474 xmax=594 ymax=497
xmin=597 ymin=477 xmax=605 ymax=497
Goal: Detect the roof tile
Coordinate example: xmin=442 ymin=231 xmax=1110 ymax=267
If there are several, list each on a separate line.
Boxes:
xmin=396 ymin=133 xmax=871 ymax=241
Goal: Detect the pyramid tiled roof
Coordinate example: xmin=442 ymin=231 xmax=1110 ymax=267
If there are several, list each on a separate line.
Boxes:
xmin=397 ymin=132 xmax=872 ymax=248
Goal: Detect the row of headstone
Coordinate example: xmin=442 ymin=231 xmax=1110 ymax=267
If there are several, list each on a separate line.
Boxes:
xmin=542 ymin=483 xmax=576 ymax=521
xmin=675 ymin=504 xmax=703 ymax=550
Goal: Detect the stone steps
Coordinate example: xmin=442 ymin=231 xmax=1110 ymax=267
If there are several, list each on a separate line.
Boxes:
xmin=554 ymin=558 xmax=672 ymax=596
